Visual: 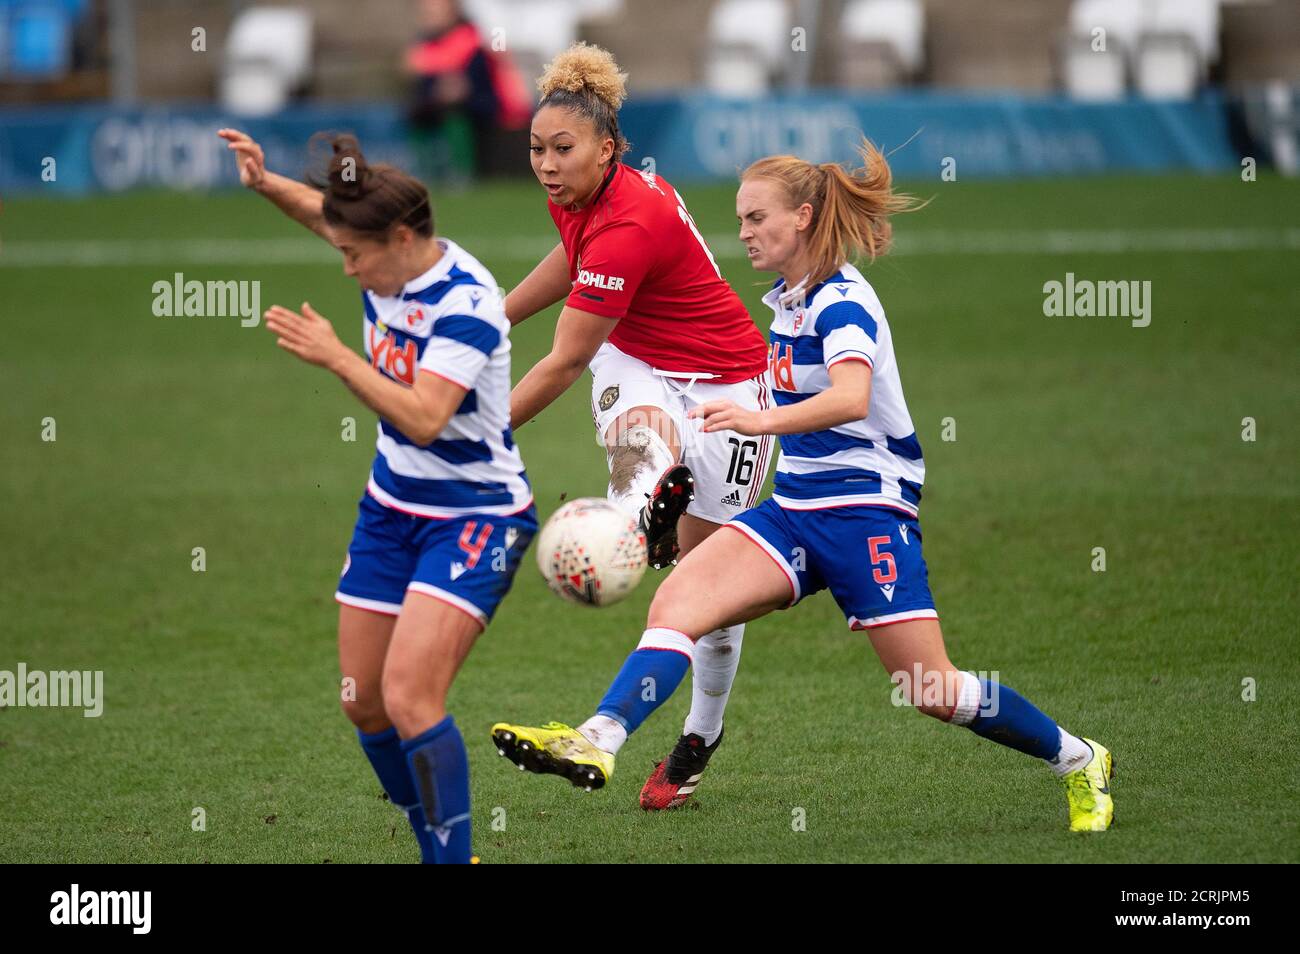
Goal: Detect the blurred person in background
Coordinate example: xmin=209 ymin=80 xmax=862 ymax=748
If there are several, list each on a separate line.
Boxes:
xmin=404 ymin=0 xmax=533 ymax=182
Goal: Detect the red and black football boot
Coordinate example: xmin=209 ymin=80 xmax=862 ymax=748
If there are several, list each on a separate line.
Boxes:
xmin=639 ymin=728 xmax=724 ymax=810
xmin=638 ymin=463 xmax=694 ymax=570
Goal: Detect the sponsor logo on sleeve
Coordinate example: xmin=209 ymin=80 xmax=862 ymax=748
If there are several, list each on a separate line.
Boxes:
xmin=577 ymin=269 xmax=625 ymax=292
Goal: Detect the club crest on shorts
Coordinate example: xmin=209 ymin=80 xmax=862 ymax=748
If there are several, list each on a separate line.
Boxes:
xmin=599 ymin=385 xmax=620 ymax=412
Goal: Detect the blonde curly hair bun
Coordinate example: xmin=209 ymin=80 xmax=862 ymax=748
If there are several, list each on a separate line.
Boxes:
xmin=538 ymin=42 xmax=628 ymax=111
xmin=536 ymin=42 xmax=631 ymax=159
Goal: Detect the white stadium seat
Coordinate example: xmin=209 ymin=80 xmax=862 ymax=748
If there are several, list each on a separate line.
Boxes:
xmin=1069 ymin=0 xmax=1145 ymax=58
xmin=1061 ymin=32 xmax=1127 ymax=101
xmin=841 ymin=0 xmax=924 ymax=75
xmin=704 ymin=0 xmax=791 ymax=95
xmin=1063 ymin=0 xmax=1135 ymax=100
xmin=1149 ymin=0 xmax=1219 ymax=67
xmin=463 ymin=0 xmax=588 ymax=94
xmin=1065 ymin=0 xmax=1221 ymax=100
xmin=220 ymin=7 xmax=314 ymax=116
xmin=1136 ymin=0 xmax=1220 ymax=100
xmin=463 ymin=0 xmax=586 ymax=58
xmin=573 ymin=0 xmax=624 ymax=18
xmin=1134 ymin=33 xmax=1201 ymax=100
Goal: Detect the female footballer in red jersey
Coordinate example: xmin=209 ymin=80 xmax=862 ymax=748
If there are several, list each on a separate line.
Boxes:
xmin=496 ymin=43 xmax=771 ymax=794
xmin=495 ymin=140 xmax=1116 ymax=833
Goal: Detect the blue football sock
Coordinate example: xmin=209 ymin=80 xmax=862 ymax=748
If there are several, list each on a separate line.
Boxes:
xmin=401 ymin=715 xmax=472 ymax=864
xmin=967 ymin=679 xmax=1063 ymax=761
xmin=357 ymin=725 xmax=437 ymax=860
xmin=595 ymin=647 xmax=691 ymax=735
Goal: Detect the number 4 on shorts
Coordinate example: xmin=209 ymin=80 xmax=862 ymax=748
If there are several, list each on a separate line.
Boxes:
xmin=458 ymin=521 xmax=493 ymax=569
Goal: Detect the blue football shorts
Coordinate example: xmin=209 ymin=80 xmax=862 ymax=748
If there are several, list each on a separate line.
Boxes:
xmin=335 ymin=491 xmax=537 ymax=627
xmin=728 ymin=498 xmax=938 ymax=630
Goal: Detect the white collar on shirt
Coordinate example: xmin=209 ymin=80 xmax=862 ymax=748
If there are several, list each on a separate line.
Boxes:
xmin=762 ymin=273 xmax=812 ymax=312
xmin=400 ymin=237 xmax=460 ymax=297
xmin=778 ymin=273 xmax=811 ymax=310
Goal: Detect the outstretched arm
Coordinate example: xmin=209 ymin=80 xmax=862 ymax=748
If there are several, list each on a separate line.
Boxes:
xmin=504 ymin=242 xmax=571 ymax=326
xmin=218 ymin=128 xmax=331 ymax=244
xmin=692 ymin=360 xmax=872 ymax=436
xmin=510 ymin=305 xmax=618 ymax=428
xmin=264 ymin=302 xmax=465 ymax=445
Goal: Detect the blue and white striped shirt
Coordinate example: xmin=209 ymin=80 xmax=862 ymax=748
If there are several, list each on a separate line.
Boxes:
xmin=361 ymin=238 xmax=532 ymax=518
xmin=762 ymin=263 xmax=924 ymax=516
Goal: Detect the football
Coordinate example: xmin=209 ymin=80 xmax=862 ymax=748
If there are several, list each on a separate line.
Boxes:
xmin=536 ymin=498 xmax=648 ymax=606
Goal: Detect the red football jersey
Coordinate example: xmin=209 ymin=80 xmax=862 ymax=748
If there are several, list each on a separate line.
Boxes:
xmin=547 ymin=162 xmax=768 ymax=384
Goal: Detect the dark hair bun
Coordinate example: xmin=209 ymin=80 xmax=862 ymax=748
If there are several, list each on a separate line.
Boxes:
xmin=307 ymin=131 xmax=369 ymax=200
xmin=327 ymin=133 xmax=369 ymax=200
xmin=305 ymin=130 xmax=435 ymax=239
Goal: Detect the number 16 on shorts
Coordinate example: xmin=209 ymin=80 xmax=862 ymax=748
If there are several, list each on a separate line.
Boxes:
xmin=720 ymin=435 xmax=768 ymax=511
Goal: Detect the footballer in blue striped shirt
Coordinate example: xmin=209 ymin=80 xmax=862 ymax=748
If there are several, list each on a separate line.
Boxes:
xmin=491 ymin=139 xmax=1115 ymax=833
xmin=222 ymin=128 xmax=536 ymax=862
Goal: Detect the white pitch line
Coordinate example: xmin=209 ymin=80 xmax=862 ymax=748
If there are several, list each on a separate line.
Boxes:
xmin=1 ymin=228 xmax=1297 ymax=267
xmin=890 ymin=227 xmax=1300 ymax=255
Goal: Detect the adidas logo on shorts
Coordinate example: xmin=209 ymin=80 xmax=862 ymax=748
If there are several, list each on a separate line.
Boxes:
xmin=721 ymin=489 xmax=742 ymax=507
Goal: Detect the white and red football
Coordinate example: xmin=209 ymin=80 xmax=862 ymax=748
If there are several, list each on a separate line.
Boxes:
xmin=536 ymin=498 xmax=648 ymax=607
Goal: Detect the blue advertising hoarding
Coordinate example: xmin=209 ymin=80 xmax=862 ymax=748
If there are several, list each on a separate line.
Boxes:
xmin=0 ymin=90 xmax=1239 ymax=195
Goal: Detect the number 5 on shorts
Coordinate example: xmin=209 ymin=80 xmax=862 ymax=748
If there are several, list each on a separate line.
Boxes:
xmin=867 ymin=535 xmax=897 ymax=585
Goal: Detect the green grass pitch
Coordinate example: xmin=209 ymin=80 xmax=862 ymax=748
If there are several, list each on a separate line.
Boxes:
xmin=1 ymin=172 xmax=1297 ymax=863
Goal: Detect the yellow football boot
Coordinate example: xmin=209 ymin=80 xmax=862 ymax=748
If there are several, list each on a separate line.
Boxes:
xmin=1063 ymin=738 xmax=1115 ymax=832
xmin=490 ymin=721 xmax=614 ymax=791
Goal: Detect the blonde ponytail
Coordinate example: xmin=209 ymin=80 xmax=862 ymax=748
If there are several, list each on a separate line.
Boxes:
xmin=743 ymin=138 xmax=924 ymax=286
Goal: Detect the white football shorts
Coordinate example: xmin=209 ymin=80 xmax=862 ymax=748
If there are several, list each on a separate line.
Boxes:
xmin=588 ymin=341 xmax=775 ymax=525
